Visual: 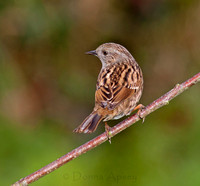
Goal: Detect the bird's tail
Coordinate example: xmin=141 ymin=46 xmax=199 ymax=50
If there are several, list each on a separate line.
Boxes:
xmin=73 ymin=111 xmax=103 ymax=133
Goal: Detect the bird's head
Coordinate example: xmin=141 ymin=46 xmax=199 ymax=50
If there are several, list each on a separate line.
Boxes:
xmin=86 ymin=42 xmax=134 ymax=67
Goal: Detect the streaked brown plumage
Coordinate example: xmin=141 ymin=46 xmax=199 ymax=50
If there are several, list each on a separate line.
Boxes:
xmin=74 ymin=42 xmax=144 ymax=133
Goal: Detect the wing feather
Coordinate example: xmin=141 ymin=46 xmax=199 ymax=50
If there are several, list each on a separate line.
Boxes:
xmin=95 ymin=62 xmax=140 ymax=110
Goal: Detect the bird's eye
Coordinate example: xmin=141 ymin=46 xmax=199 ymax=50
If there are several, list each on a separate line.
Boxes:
xmin=102 ymin=50 xmax=108 ymax=56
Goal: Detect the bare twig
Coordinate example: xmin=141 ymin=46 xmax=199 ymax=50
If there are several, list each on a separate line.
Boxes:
xmin=12 ymin=72 xmax=200 ymax=186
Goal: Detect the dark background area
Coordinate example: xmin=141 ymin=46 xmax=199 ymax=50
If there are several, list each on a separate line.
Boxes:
xmin=0 ymin=0 xmax=200 ymax=185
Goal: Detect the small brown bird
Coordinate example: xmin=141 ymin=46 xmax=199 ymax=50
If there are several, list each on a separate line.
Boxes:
xmin=74 ymin=42 xmax=144 ymax=134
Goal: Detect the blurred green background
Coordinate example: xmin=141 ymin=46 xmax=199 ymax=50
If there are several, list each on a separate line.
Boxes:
xmin=0 ymin=0 xmax=200 ymax=185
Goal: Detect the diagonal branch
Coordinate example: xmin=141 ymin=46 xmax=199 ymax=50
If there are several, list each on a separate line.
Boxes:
xmin=12 ymin=72 xmax=200 ymax=186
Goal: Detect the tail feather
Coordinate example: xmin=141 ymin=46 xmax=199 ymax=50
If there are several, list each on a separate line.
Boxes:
xmin=73 ymin=111 xmax=103 ymax=133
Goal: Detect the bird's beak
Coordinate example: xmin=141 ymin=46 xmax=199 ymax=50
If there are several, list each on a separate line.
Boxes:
xmin=85 ymin=50 xmax=97 ymax=56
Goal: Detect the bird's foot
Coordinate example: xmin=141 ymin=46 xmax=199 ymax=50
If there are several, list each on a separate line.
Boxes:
xmin=105 ymin=122 xmax=112 ymax=144
xmin=133 ymin=104 xmax=145 ymax=123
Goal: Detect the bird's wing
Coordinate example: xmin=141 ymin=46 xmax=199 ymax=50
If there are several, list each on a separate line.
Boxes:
xmin=95 ymin=62 xmax=142 ymax=110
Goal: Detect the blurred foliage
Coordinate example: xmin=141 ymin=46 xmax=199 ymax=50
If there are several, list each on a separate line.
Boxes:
xmin=0 ymin=0 xmax=200 ymax=185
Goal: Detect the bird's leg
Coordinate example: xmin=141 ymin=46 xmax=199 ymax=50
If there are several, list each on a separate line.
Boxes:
xmin=105 ymin=122 xmax=112 ymax=144
xmin=132 ymin=104 xmax=145 ymax=123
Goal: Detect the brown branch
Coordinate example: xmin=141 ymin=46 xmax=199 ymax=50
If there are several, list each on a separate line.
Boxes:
xmin=12 ymin=72 xmax=200 ymax=186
